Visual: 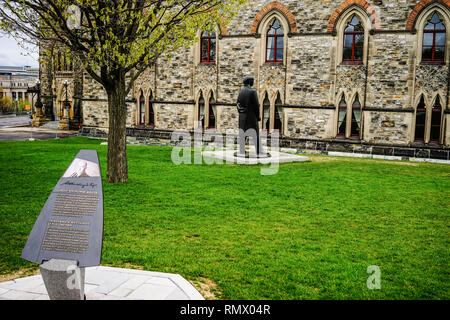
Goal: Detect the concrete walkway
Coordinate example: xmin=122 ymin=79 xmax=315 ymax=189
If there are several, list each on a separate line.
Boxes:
xmin=0 ymin=266 xmax=204 ymax=300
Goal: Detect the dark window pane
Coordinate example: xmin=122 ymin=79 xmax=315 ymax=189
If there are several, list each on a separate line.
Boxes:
xmin=355 ymin=34 xmax=364 ymax=46
xmin=351 ymin=108 xmax=361 ymax=136
xmin=343 ymin=47 xmax=353 ymax=60
xmin=276 ymin=47 xmax=283 ymax=61
xmin=210 ymin=39 xmax=216 ymax=61
xmin=415 ymin=125 xmax=425 ymax=141
xmin=435 ymin=47 xmax=445 ymax=60
xmin=338 ymin=110 xmax=347 ymax=135
xmin=201 ymin=39 xmax=209 ymax=60
xmin=355 ymin=47 xmax=364 ymax=60
xmin=415 ymin=109 xmax=426 ymax=141
xmin=422 ymin=47 xmax=433 ymax=60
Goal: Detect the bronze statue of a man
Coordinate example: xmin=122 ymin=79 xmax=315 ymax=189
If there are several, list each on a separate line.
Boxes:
xmin=236 ymin=75 xmax=262 ymax=156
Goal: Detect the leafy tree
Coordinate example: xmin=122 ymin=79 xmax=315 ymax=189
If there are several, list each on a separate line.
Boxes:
xmin=0 ymin=0 xmax=245 ymax=182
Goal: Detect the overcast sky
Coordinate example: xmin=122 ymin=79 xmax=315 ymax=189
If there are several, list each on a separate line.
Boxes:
xmin=0 ymin=34 xmax=39 ymax=67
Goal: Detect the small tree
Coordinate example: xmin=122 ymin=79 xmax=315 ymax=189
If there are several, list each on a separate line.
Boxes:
xmin=0 ymin=0 xmax=245 ymax=182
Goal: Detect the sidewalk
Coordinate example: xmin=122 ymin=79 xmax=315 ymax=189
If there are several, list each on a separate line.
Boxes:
xmin=0 ymin=266 xmax=204 ymax=300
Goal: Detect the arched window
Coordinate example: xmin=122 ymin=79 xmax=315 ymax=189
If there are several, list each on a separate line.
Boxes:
xmin=149 ymin=92 xmax=155 ymax=126
xmin=198 ymin=92 xmax=205 ymax=129
xmin=422 ymin=12 xmax=446 ymax=63
xmin=343 ymin=15 xmax=364 ymax=63
xmin=208 ymin=93 xmax=216 ymax=129
xmin=430 ymin=97 xmax=443 ymax=143
xmin=274 ymin=93 xmax=283 ymax=131
xmin=139 ymin=92 xmax=145 ymax=125
xmin=414 ymin=95 xmax=427 ymax=142
xmin=266 ymin=19 xmax=284 ymax=63
xmin=200 ymin=31 xmax=216 ymax=63
xmin=337 ymin=95 xmax=347 ymax=137
xmin=351 ymin=94 xmax=362 ymax=138
xmin=262 ymin=93 xmax=270 ymax=130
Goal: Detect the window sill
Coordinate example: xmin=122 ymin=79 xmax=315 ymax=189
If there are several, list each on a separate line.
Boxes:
xmin=340 ymin=62 xmax=364 ymax=66
xmin=199 ymin=62 xmax=216 ymax=65
xmin=420 ymin=62 xmax=445 ymax=66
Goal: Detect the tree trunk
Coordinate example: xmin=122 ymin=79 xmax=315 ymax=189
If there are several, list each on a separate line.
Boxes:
xmin=106 ymin=75 xmax=128 ymax=183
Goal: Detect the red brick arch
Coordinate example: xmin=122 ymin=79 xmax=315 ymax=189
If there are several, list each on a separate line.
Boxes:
xmin=406 ymin=0 xmax=450 ymax=31
xmin=327 ymin=0 xmax=381 ymax=33
xmin=251 ymin=1 xmax=297 ymax=34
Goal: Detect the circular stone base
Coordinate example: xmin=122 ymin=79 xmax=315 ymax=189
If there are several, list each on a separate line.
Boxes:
xmin=234 ymin=152 xmax=272 ymax=159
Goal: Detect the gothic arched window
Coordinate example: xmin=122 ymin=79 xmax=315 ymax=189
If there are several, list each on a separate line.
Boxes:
xmin=139 ymin=92 xmax=145 ymax=125
xmin=351 ymin=94 xmax=362 ymax=138
xmin=343 ymin=15 xmax=364 ymax=63
xmin=198 ymin=92 xmax=205 ymax=129
xmin=262 ymin=93 xmax=270 ymax=130
xmin=149 ymin=91 xmax=155 ymax=126
xmin=200 ymin=31 xmax=216 ymax=63
xmin=274 ymin=93 xmax=283 ymax=131
xmin=208 ymin=93 xmax=216 ymax=129
xmin=422 ymin=12 xmax=446 ymax=63
xmin=266 ymin=19 xmax=284 ymax=63
xmin=337 ymin=95 xmax=347 ymax=137
xmin=430 ymin=97 xmax=443 ymax=143
xmin=414 ymin=95 xmax=427 ymax=142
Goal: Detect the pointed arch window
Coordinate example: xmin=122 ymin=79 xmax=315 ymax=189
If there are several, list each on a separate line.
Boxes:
xmin=262 ymin=93 xmax=270 ymax=130
xmin=198 ymin=92 xmax=205 ymax=129
xmin=430 ymin=97 xmax=443 ymax=143
xmin=266 ymin=19 xmax=284 ymax=63
xmin=208 ymin=93 xmax=216 ymax=129
xmin=139 ymin=92 xmax=145 ymax=125
xmin=337 ymin=95 xmax=347 ymax=137
xmin=201 ymin=31 xmax=216 ymax=63
xmin=274 ymin=93 xmax=283 ymax=131
xmin=149 ymin=92 xmax=155 ymax=126
xmin=351 ymin=95 xmax=362 ymax=138
xmin=414 ymin=95 xmax=427 ymax=142
xmin=343 ymin=15 xmax=364 ymax=63
xmin=422 ymin=12 xmax=446 ymax=63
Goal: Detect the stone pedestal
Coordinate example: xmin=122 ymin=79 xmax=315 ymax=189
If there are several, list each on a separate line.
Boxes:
xmin=32 ymin=107 xmax=48 ymax=127
xmin=39 ymin=259 xmax=85 ymax=300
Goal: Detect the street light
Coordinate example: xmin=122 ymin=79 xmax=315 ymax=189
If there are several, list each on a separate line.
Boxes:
xmin=35 ymin=80 xmax=42 ymax=117
xmin=64 ymin=80 xmax=70 ymax=121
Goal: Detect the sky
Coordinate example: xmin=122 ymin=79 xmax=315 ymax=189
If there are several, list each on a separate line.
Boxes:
xmin=0 ymin=34 xmax=39 ymax=67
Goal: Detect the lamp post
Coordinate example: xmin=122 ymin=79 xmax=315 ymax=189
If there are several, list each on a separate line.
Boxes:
xmin=64 ymin=80 xmax=70 ymax=121
xmin=35 ymin=80 xmax=42 ymax=116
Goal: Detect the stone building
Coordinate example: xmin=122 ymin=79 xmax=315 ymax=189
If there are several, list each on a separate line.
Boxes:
xmin=0 ymin=66 xmax=39 ymax=102
xmin=40 ymin=0 xmax=450 ymax=159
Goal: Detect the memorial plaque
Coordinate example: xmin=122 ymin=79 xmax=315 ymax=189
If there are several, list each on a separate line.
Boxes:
xmin=22 ymin=150 xmax=103 ymax=267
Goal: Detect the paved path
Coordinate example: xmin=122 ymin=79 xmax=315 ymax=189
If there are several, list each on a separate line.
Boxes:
xmin=0 ymin=115 xmax=31 ymax=128
xmin=0 ymin=266 xmax=204 ymax=300
xmin=0 ymin=125 xmax=78 ymax=141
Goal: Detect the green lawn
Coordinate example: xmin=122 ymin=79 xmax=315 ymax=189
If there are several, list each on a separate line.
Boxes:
xmin=0 ymin=137 xmax=449 ymax=299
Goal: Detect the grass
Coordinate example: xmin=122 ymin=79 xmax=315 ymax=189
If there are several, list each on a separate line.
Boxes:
xmin=0 ymin=137 xmax=449 ymax=299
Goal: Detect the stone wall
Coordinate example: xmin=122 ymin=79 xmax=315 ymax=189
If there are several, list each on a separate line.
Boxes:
xmin=43 ymin=0 xmax=450 ymax=149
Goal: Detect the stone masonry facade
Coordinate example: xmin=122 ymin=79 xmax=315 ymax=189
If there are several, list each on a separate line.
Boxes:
xmin=40 ymin=0 xmax=450 ymax=157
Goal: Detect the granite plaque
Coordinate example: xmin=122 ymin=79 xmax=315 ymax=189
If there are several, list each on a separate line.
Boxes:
xmin=22 ymin=150 xmax=103 ymax=267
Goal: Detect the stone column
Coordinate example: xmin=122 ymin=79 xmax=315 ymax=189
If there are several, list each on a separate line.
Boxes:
xmin=39 ymin=259 xmax=85 ymax=300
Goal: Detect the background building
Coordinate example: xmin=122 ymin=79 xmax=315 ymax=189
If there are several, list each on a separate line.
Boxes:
xmin=0 ymin=66 xmax=38 ymax=101
xmin=40 ymin=0 xmax=450 ymax=159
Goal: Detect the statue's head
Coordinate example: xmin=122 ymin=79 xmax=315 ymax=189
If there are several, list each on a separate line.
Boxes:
xmin=243 ymin=76 xmax=254 ymax=87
